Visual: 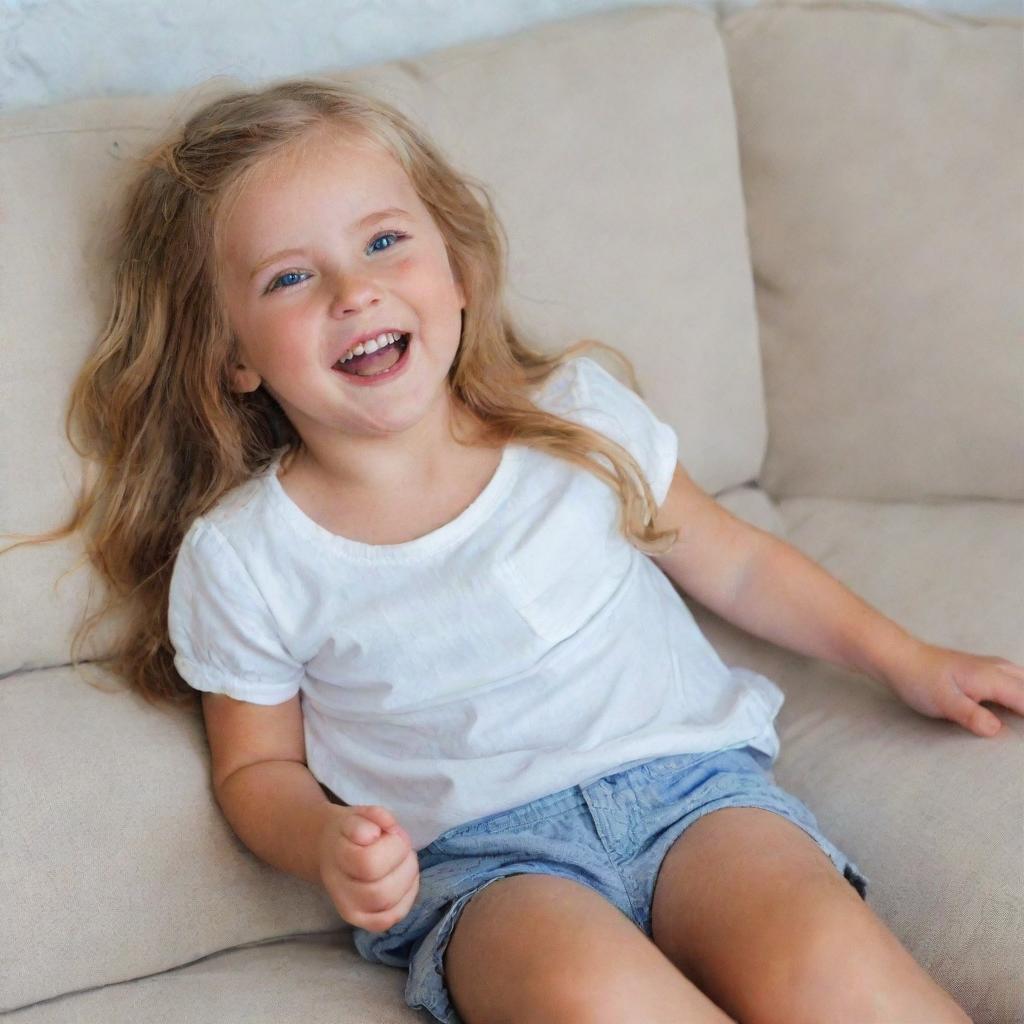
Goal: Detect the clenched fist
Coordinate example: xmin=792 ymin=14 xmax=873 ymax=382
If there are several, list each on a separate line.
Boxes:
xmin=318 ymin=804 xmax=420 ymax=933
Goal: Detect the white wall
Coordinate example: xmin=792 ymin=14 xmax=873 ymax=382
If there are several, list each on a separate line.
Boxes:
xmin=2 ymin=0 xmax=1019 ymax=114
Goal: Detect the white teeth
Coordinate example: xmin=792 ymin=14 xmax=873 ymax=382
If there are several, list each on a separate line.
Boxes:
xmin=340 ymin=331 xmax=403 ymax=363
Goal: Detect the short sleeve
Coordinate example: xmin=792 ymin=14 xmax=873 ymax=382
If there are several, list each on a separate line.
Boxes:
xmin=168 ymin=520 xmax=304 ymax=705
xmin=559 ymin=356 xmax=679 ymax=507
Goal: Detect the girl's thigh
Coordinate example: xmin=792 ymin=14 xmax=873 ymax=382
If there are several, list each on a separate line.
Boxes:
xmin=444 ymin=871 xmax=735 ymax=1024
xmin=649 ymin=806 xmax=969 ymax=1024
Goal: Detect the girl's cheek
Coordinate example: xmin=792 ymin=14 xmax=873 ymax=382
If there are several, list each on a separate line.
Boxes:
xmin=392 ymin=255 xmax=418 ymax=275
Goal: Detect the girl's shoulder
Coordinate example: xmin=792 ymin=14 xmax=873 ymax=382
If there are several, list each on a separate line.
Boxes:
xmin=177 ymin=463 xmax=278 ymax=557
xmin=533 ymin=353 xmax=647 ymax=428
xmin=533 ymin=352 xmax=679 ymax=507
xmin=531 ymin=353 xmax=608 ymax=414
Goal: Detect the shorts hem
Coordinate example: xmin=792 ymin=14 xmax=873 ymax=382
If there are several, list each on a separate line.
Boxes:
xmin=406 ymin=874 xmax=514 ymax=1024
xmin=637 ymin=796 xmax=869 ymax=934
xmin=724 ymin=798 xmax=870 ymax=903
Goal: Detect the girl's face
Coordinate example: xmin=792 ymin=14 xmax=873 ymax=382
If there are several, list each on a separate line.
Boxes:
xmin=216 ymin=131 xmax=466 ymax=454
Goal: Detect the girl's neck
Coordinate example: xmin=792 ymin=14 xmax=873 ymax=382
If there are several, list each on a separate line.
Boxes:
xmin=275 ymin=398 xmax=505 ymax=546
xmin=280 ymin=393 xmax=489 ymax=501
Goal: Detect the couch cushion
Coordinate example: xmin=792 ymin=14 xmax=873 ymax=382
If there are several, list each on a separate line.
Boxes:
xmin=0 ymin=3 xmax=766 ymax=674
xmin=691 ymin=496 xmax=1024 ymax=1024
xmin=0 ymin=79 xmax=246 ymax=678
xmin=0 ymin=934 xmax=416 ymax=1024
xmin=0 ymin=669 xmax=343 ymax=1013
xmin=721 ymin=2 xmax=1024 ymax=502
xmin=773 ymin=495 xmax=1024 ymax=661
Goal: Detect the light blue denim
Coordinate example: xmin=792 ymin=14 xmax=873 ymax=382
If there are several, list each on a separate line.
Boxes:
xmin=351 ymin=743 xmax=869 ymax=1024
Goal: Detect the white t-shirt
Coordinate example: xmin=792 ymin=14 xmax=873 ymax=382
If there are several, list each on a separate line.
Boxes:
xmin=168 ymin=355 xmax=785 ymax=851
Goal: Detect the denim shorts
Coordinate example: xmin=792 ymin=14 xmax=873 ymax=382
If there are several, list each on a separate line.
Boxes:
xmin=351 ymin=743 xmax=869 ymax=1024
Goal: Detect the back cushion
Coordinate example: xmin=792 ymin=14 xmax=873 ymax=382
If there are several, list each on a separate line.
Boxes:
xmin=0 ymin=82 xmax=246 ymax=675
xmin=722 ymin=3 xmax=1023 ymax=501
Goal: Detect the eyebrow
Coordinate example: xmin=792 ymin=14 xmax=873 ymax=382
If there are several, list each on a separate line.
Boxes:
xmin=247 ymin=206 xmax=411 ymax=281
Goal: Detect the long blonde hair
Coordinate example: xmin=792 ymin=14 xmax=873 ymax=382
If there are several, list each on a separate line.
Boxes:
xmin=0 ymin=77 xmax=677 ymax=709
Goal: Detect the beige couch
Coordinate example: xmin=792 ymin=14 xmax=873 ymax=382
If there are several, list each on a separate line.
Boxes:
xmin=2 ymin=3 xmax=1021 ymax=1021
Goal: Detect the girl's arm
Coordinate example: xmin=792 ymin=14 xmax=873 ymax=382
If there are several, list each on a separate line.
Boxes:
xmin=726 ymin=532 xmax=1024 ymax=736
xmin=205 ymin=692 xmax=420 ymax=932
xmin=204 ymin=692 xmax=339 ymax=885
xmin=650 ymin=463 xmax=1024 ymax=736
xmin=217 ymin=758 xmax=341 ymax=885
xmin=724 ymin=529 xmax=921 ymax=691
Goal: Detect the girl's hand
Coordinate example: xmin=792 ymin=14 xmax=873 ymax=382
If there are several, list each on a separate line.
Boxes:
xmin=318 ymin=804 xmax=420 ymax=933
xmin=880 ymin=641 xmax=1024 ymax=737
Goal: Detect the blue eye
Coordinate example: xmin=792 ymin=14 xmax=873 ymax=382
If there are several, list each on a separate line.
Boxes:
xmin=267 ymin=270 xmax=309 ymax=292
xmin=265 ymin=230 xmax=408 ymax=293
xmin=368 ymin=230 xmax=407 ymax=253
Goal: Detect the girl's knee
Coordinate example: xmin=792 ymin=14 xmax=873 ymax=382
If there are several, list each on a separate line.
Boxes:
xmin=522 ymin=965 xmax=735 ymax=1024
xmin=445 ymin=873 xmax=733 ymax=1024
xmin=770 ymin=908 xmax=971 ymax=1024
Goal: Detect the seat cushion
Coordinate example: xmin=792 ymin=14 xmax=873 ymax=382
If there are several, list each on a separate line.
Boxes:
xmin=0 ymin=670 xmax=343 ymax=1014
xmin=0 ymin=934 xmax=416 ymax=1024
xmin=691 ymin=496 xmax=1024 ymax=1024
xmin=721 ymin=2 xmax=1024 ymax=501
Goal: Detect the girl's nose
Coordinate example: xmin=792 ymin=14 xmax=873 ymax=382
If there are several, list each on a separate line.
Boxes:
xmin=327 ymin=273 xmax=382 ymax=317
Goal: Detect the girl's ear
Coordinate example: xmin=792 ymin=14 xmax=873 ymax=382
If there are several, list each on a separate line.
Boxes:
xmin=228 ymin=334 xmax=261 ymax=392
xmin=230 ymin=363 xmax=262 ymax=393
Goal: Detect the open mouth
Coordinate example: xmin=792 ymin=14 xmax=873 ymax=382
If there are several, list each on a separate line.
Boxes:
xmin=332 ymin=332 xmax=411 ymax=379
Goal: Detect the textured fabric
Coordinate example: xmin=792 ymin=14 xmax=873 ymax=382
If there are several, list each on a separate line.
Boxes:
xmin=0 ymin=666 xmax=344 ymax=1016
xmin=721 ymin=1 xmax=1024 ymax=501
xmin=354 ymin=744 xmax=867 ymax=1024
xmin=168 ymin=355 xmax=787 ymax=851
xmin=0 ymin=933 xmax=407 ymax=1024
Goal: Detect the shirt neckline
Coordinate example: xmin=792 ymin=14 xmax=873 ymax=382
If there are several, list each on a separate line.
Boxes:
xmin=262 ymin=442 xmax=523 ymax=562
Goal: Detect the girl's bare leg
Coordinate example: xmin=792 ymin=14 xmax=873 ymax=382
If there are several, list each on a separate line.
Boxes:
xmin=444 ymin=872 xmax=736 ymax=1024
xmin=650 ymin=807 xmax=972 ymax=1024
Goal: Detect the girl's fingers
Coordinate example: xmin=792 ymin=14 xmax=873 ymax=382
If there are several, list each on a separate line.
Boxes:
xmin=988 ymin=670 xmax=1024 ymax=716
xmin=947 ymin=690 xmax=1002 ymax=737
xmin=382 ymin=862 xmax=421 ymax=929
xmin=346 ymin=817 xmax=382 ymax=845
xmin=961 ymin=663 xmax=1024 ymax=716
xmin=968 ymin=704 xmax=1002 ymax=737
xmin=386 ymin=823 xmax=413 ymax=845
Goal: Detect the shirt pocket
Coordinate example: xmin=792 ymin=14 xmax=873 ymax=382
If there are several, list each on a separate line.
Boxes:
xmin=493 ymin=499 xmax=633 ymax=646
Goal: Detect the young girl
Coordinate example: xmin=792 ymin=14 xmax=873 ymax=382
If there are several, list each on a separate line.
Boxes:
xmin=10 ymin=76 xmax=1020 ymax=1024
